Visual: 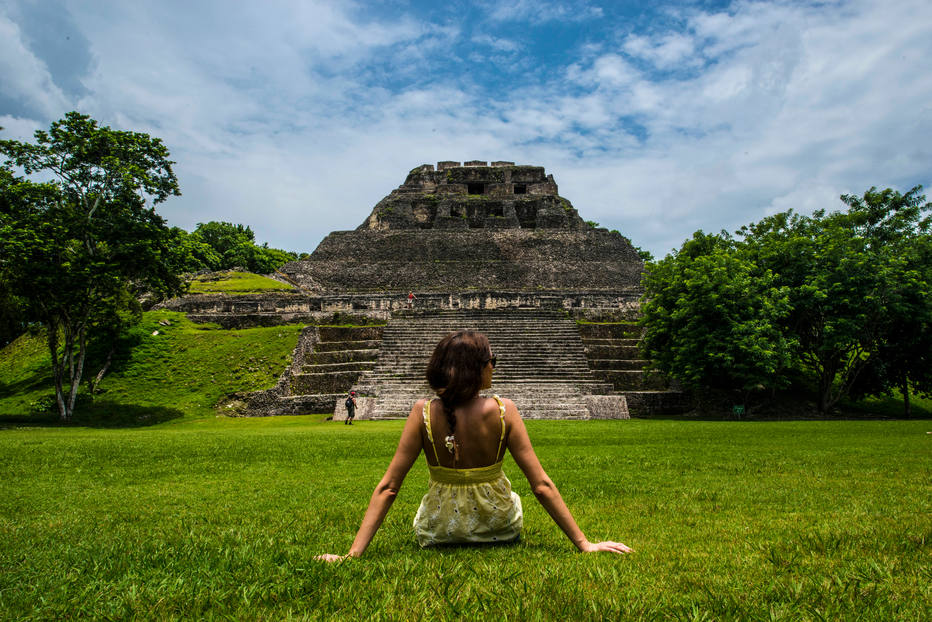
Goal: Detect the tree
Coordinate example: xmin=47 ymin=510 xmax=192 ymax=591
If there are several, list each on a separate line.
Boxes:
xmin=0 ymin=172 xmax=28 ymax=346
xmin=0 ymin=112 xmax=184 ymax=420
xmin=192 ymin=221 xmax=255 ymax=265
xmin=188 ymin=221 xmax=296 ymax=274
xmin=642 ymin=186 xmax=930 ymax=415
xmin=840 ymin=187 xmax=932 ymax=414
xmin=740 ymin=187 xmax=931 ymax=413
xmin=640 ymin=231 xmax=794 ymax=398
xmin=0 ymin=287 xmax=27 ymax=347
xmin=168 ymin=226 xmax=221 ymax=273
xmin=249 ymin=243 xmax=297 ymax=274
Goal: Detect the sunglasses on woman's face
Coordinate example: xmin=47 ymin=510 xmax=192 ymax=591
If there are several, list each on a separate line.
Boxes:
xmin=487 ymin=355 xmax=497 ymax=369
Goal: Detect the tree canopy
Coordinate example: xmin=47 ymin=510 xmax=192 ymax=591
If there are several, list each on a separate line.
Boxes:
xmin=169 ymin=221 xmax=297 ymax=274
xmin=641 ymin=231 xmax=793 ymax=396
xmin=641 ymin=186 xmax=931 ymax=414
xmin=0 ymin=112 xmax=184 ymax=420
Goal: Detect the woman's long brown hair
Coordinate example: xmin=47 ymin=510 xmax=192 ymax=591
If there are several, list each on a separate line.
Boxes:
xmin=425 ymin=330 xmax=491 ymax=436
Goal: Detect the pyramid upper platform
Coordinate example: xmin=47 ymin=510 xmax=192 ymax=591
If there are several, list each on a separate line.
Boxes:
xmin=357 ymin=161 xmax=588 ymax=231
xmin=282 ymin=161 xmax=644 ymax=294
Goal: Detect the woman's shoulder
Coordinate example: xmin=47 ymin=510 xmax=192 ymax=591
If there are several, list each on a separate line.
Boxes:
xmin=484 ymin=395 xmax=518 ymax=413
xmin=409 ymin=396 xmax=433 ymax=417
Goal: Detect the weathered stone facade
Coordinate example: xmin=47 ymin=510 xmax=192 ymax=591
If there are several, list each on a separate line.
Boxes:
xmin=359 ymin=161 xmax=583 ymax=231
xmin=280 ymin=162 xmax=644 ymax=295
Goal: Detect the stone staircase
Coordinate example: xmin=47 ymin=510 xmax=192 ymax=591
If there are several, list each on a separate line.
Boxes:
xmin=285 ymin=326 xmax=382 ymax=410
xmin=240 ymin=325 xmax=382 ymax=416
xmin=350 ymin=309 xmax=616 ymax=419
xmin=578 ymin=322 xmax=692 ymax=416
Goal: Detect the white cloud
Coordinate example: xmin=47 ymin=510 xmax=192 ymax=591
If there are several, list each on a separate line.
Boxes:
xmin=623 ymin=32 xmax=698 ymax=69
xmin=0 ymin=11 xmax=70 ymax=117
xmin=1 ymin=0 xmax=929 ymax=260
xmin=482 ymin=0 xmax=603 ymax=24
xmin=0 ymin=114 xmax=42 ymax=141
xmin=471 ymin=34 xmax=520 ymax=53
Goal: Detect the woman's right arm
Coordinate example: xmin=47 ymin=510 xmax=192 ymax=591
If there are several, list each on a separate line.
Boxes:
xmin=505 ymin=400 xmax=633 ymax=554
xmin=315 ymin=400 xmax=425 ymax=562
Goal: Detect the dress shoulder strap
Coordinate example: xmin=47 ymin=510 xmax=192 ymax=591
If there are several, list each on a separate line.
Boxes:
xmin=493 ymin=395 xmax=506 ymax=460
xmin=422 ymin=398 xmax=441 ymax=464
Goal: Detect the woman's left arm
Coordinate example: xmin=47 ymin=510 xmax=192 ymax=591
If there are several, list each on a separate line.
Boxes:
xmin=315 ymin=402 xmax=424 ymax=562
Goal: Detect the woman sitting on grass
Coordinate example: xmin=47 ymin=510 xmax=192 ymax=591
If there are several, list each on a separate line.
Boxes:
xmin=316 ymin=330 xmax=632 ymax=561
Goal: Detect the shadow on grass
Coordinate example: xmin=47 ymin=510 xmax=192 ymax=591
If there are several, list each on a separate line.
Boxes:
xmin=639 ymin=386 xmax=932 ymax=421
xmin=0 ymin=373 xmax=53 ymax=396
xmin=417 ymin=538 xmax=523 ymax=552
xmin=640 ymin=408 xmax=932 ymax=422
xmin=0 ymin=400 xmax=185 ymax=429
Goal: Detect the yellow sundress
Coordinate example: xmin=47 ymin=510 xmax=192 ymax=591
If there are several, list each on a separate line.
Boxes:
xmin=413 ymin=395 xmax=523 ymax=547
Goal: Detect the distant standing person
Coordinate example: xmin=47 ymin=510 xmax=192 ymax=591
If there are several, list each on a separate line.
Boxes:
xmin=345 ymin=391 xmax=357 ymax=425
xmin=407 ymin=291 xmax=417 ymax=309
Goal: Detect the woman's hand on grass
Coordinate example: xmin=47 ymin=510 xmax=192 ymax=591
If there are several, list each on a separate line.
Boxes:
xmin=314 ymin=553 xmax=349 ymax=563
xmin=580 ymin=540 xmax=634 ymax=554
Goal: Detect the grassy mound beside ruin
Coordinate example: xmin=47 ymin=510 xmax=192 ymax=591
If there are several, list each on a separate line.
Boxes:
xmin=0 ymin=311 xmax=304 ymax=426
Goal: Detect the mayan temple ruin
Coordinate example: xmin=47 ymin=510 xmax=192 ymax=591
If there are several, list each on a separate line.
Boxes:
xmin=162 ymin=161 xmax=690 ymax=419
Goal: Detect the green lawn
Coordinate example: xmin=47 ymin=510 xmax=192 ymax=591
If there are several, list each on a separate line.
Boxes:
xmin=0 ymin=417 xmax=928 ymax=620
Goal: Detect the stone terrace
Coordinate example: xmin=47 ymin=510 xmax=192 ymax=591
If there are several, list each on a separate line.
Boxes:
xmin=281 ymin=229 xmax=644 ymax=294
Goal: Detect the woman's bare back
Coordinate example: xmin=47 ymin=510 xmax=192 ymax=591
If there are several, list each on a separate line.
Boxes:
xmin=420 ymin=396 xmax=508 ymax=469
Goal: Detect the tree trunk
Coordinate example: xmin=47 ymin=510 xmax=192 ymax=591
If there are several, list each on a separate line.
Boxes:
xmin=47 ymin=325 xmax=68 ymax=421
xmin=817 ymin=369 xmax=833 ymax=414
xmin=90 ymin=346 xmax=115 ymax=393
xmin=46 ymin=317 xmax=90 ymax=421
xmin=65 ymin=324 xmax=87 ymax=417
xmin=901 ymin=374 xmax=911 ymax=417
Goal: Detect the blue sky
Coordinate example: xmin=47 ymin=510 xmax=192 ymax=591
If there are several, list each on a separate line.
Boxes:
xmin=2 ymin=0 xmax=930 ymax=258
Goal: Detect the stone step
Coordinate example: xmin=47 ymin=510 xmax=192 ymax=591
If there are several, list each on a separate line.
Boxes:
xmin=268 ymin=393 xmax=343 ymax=416
xmin=337 ymin=309 xmax=619 ymax=420
xmin=373 ymin=347 xmax=587 ymax=355
xmin=588 ymin=359 xmax=647 ymax=370
xmin=362 ymin=369 xmax=594 ymax=377
xmin=360 ymin=374 xmax=596 ymax=383
xmin=371 ymin=401 xmax=605 ymax=411
xmin=306 ymin=349 xmax=379 ymax=364
xmin=379 ymin=336 xmax=584 ymax=345
xmin=369 ymin=354 xmax=589 ymax=362
xmin=370 ymin=411 xmax=592 ymax=420
xmin=301 ymin=361 xmax=375 ymax=374
xmin=576 ymin=323 xmax=642 ymax=339
xmin=314 ymin=339 xmax=382 ymax=352
xmin=580 ymin=338 xmax=641 ymax=347
xmin=394 ymin=309 xmax=568 ymax=317
xmin=354 ymin=380 xmax=611 ymax=391
xmin=364 ymin=364 xmax=592 ymax=371
xmin=584 ymin=344 xmax=640 ymax=358
xmin=592 ymin=370 xmax=668 ymax=390
xmin=318 ymin=326 xmax=384 ymax=341
xmin=381 ymin=326 xmax=583 ymax=332
xmin=291 ymin=371 xmax=364 ymax=394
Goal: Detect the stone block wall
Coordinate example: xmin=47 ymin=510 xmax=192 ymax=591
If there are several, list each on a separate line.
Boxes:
xmin=283 ymin=229 xmax=644 ymax=293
